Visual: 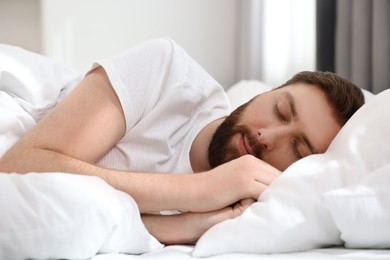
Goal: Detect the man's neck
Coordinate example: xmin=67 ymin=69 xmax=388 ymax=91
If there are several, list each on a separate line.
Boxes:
xmin=189 ymin=118 xmax=225 ymax=173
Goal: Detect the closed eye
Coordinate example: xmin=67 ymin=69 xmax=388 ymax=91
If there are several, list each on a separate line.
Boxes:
xmin=273 ymin=104 xmax=287 ymax=123
xmin=292 ymin=138 xmax=303 ymax=159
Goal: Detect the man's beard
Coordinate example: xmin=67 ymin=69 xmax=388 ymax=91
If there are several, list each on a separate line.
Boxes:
xmin=208 ymin=102 xmax=262 ymax=168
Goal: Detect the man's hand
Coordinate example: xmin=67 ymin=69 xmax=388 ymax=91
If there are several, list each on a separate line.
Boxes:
xmin=190 ymin=155 xmax=281 ymax=213
xmin=142 ymin=198 xmax=256 ymax=245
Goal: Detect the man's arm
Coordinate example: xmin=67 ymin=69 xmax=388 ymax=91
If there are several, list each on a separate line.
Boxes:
xmin=142 ymin=199 xmax=255 ymax=245
xmin=0 ymin=67 xmax=280 ymax=213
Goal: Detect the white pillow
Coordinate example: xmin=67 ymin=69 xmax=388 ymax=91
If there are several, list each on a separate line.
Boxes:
xmin=193 ymin=88 xmax=390 ymax=256
xmin=226 ymin=80 xmax=272 ymax=110
xmin=0 ymin=173 xmax=163 ymax=260
xmin=324 ymin=165 xmax=390 ymax=248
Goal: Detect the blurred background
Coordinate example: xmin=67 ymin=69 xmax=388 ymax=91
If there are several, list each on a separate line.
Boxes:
xmin=0 ymin=0 xmax=388 ymax=93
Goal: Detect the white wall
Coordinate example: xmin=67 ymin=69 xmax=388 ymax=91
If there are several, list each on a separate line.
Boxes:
xmin=40 ymin=0 xmax=237 ymax=88
xmin=0 ymin=0 xmax=42 ymax=53
xmin=1 ymin=0 xmax=316 ymax=89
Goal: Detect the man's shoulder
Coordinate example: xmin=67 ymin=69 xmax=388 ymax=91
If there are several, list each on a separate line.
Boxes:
xmin=134 ymin=37 xmax=179 ymax=56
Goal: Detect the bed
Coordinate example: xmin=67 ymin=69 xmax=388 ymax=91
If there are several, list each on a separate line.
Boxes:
xmin=1 ymin=44 xmax=390 ymax=260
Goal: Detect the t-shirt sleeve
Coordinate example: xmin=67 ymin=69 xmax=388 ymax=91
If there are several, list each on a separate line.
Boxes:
xmin=92 ymin=38 xmax=229 ymax=173
xmin=94 ymin=38 xmax=175 ymax=131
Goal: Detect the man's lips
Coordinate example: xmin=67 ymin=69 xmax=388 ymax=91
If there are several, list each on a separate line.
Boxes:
xmin=238 ymin=133 xmax=253 ymax=156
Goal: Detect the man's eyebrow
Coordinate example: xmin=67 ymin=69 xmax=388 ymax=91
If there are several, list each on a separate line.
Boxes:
xmin=284 ymin=91 xmax=317 ymax=154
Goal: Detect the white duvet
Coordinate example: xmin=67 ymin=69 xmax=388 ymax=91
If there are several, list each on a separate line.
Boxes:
xmin=0 ymin=44 xmax=163 ymax=260
xmin=0 ymin=173 xmax=163 ymax=260
xmin=1 ymin=45 xmax=390 ymax=260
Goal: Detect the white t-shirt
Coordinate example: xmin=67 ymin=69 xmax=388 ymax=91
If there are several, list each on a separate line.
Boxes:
xmin=95 ymin=38 xmax=230 ymax=174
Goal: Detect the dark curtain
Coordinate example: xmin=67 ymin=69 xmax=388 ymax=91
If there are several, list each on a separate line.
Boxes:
xmin=317 ymin=0 xmax=390 ymax=94
xmin=316 ymin=0 xmax=336 ymax=72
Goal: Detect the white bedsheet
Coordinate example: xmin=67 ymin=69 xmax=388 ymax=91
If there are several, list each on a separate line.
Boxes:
xmin=91 ymin=245 xmax=390 ymax=260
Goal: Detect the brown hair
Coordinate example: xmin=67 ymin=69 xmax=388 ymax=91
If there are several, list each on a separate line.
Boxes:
xmin=278 ymin=71 xmax=365 ymax=126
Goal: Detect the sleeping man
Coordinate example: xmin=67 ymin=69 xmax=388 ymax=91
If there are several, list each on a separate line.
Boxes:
xmin=0 ymin=38 xmax=364 ymax=244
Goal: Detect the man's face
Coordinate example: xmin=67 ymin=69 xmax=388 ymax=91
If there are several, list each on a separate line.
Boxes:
xmin=208 ymin=83 xmax=341 ymax=171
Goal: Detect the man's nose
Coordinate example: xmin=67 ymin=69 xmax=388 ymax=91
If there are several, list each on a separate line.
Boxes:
xmin=257 ymin=127 xmax=291 ymax=151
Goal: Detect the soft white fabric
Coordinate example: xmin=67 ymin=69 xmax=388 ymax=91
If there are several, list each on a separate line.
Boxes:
xmin=0 ymin=44 xmax=81 ymax=156
xmin=324 ymin=165 xmax=390 ymax=249
xmin=90 ymin=245 xmax=390 ymax=260
xmin=0 ymin=173 xmax=163 ymax=260
xmin=193 ymin=86 xmax=390 ymax=256
xmin=226 ymin=80 xmax=273 ymax=110
xmin=0 ymin=44 xmax=81 ymax=121
xmin=95 ymin=38 xmax=230 ymax=174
